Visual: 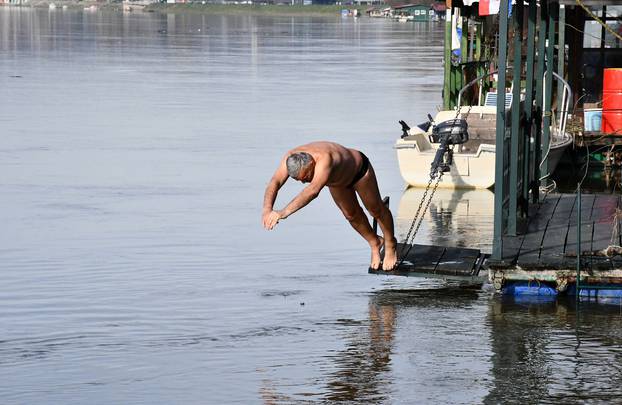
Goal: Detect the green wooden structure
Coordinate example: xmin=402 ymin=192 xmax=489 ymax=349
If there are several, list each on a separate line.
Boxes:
xmin=489 ymin=0 xmax=573 ymax=262
xmin=438 ymin=1 xmax=622 ymax=297
xmin=440 ymin=0 xmax=622 ymax=262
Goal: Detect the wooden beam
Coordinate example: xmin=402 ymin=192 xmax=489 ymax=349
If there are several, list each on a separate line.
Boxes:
xmin=493 ymin=0 xmax=510 ymax=260
xmin=557 ymin=5 xmax=566 ymax=111
xmin=444 ymin=9 xmax=452 ymax=110
xmin=533 ymin=1 xmax=548 ymax=202
xmin=541 ymin=1 xmax=558 ymax=181
xmin=523 ymin=0 xmax=537 ymax=204
xmin=509 ymin=0 xmax=525 ymax=236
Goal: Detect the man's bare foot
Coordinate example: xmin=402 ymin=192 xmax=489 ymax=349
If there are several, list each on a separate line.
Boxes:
xmin=382 ymin=238 xmax=398 ymax=271
xmin=370 ymin=236 xmax=383 ymax=270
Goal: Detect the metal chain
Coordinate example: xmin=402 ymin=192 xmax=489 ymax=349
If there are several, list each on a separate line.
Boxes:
xmin=407 ymin=171 xmax=444 ymax=246
xmin=397 ymin=171 xmax=444 ymax=267
xmin=401 ymin=174 xmax=435 ymax=246
xmin=396 ymin=103 xmax=474 ymax=269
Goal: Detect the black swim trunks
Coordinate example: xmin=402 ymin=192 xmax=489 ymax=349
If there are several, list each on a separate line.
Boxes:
xmin=348 ymin=151 xmax=370 ymax=188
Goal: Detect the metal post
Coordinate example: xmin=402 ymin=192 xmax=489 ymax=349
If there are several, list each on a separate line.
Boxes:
xmin=492 ymin=0 xmax=510 ymax=261
xmin=459 ymin=16 xmax=468 ymax=101
xmin=461 ymin=16 xmax=468 ymax=63
xmin=522 ymin=0 xmax=537 ymax=204
xmin=557 ymin=5 xmax=566 ymax=112
xmin=444 ymin=9 xmax=452 ymax=110
xmin=533 ymin=1 xmax=548 ymax=203
xmin=451 ymin=66 xmax=459 ymax=108
xmin=542 ymin=2 xmax=558 ymax=182
xmin=475 ymin=22 xmax=481 ymax=61
xmin=373 ymin=196 xmax=390 ymax=235
xmin=509 ymin=0 xmax=524 ymax=235
xmin=576 ymin=184 xmax=581 ymax=302
xmin=475 ymin=23 xmax=484 ymax=104
xmin=468 ymin=21 xmax=474 ymax=61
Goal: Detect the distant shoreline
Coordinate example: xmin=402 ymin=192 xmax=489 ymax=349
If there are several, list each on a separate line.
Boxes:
xmin=3 ymin=2 xmax=374 ymax=16
xmin=145 ymin=3 xmax=372 ymax=16
xmin=2 ymin=1 xmax=120 ymax=11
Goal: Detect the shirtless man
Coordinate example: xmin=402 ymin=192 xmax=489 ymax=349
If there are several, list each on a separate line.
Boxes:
xmin=262 ymin=141 xmax=398 ymax=271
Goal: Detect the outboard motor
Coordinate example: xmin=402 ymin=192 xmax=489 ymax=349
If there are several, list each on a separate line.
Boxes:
xmin=430 ymin=118 xmax=469 ymax=178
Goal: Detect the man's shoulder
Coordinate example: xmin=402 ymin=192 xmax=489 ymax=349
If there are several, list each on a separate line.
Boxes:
xmin=291 ymin=141 xmax=353 ymax=160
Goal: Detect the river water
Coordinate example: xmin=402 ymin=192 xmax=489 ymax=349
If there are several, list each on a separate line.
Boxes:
xmin=2 ymin=8 xmax=622 ymax=404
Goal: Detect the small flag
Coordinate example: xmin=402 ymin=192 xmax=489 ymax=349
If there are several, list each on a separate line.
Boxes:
xmin=479 ymin=0 xmax=500 ymax=16
xmin=451 ymin=8 xmax=462 ymax=62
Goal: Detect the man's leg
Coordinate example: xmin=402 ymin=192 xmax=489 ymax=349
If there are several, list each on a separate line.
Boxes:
xmin=353 ymin=165 xmax=398 ymax=271
xmin=328 ymin=186 xmax=384 ymax=270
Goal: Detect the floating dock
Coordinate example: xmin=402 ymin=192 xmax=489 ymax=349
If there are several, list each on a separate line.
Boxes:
xmin=371 ymin=0 xmax=622 ymax=302
xmin=371 ymin=192 xmax=622 ymax=296
xmin=488 ymin=192 xmax=622 ymax=295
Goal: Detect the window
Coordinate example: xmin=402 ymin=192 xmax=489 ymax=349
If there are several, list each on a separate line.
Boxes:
xmin=582 ymin=6 xmax=622 ymax=49
xmin=604 ymin=21 xmax=622 ymax=48
xmin=607 ymin=5 xmax=622 ymax=17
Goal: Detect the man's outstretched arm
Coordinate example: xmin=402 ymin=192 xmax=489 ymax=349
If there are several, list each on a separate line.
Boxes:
xmin=263 ymin=158 xmax=289 ymax=229
xmin=263 ymin=175 xmax=286 ymax=214
xmin=275 ymin=159 xmax=331 ymax=221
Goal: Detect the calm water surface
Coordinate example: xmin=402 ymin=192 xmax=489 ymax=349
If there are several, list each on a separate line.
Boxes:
xmin=2 ymin=8 xmax=622 ymax=404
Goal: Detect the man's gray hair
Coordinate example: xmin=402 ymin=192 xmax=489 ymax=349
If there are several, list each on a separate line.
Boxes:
xmin=286 ymin=152 xmax=313 ymax=178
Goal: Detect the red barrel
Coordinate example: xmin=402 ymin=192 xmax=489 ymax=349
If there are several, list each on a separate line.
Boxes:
xmin=602 ymin=68 xmax=622 ymax=134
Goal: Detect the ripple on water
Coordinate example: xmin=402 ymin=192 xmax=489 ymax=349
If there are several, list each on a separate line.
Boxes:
xmin=260 ymin=289 xmax=305 ymax=297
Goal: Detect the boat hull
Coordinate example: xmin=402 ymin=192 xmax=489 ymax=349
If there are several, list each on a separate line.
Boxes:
xmin=395 ymin=138 xmax=496 ymax=189
xmin=546 ymin=135 xmax=573 ymax=176
xmin=395 ymin=135 xmax=572 ymax=189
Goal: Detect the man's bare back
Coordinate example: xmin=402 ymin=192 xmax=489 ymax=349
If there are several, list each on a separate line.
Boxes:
xmin=286 ymin=142 xmax=364 ymax=188
xmin=262 ymin=141 xmax=398 ymax=271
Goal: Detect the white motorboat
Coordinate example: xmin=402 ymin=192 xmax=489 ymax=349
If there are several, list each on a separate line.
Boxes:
xmin=395 ymin=72 xmax=573 ymax=189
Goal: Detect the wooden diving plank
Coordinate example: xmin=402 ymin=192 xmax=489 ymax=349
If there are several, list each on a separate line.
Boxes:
xmin=436 ymin=247 xmax=481 ymax=276
xmin=371 ymin=243 xmax=485 ymax=281
xmin=396 ymin=243 xmax=446 ymax=271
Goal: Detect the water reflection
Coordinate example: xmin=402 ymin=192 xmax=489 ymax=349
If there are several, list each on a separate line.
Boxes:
xmin=5 ymin=6 xmax=622 ymax=404
xmin=322 ymin=300 xmax=396 ymax=402
xmin=295 ymin=291 xmax=622 ymax=403
xmin=318 ymin=287 xmax=483 ymax=403
xmin=486 ymin=296 xmax=622 ymax=403
xmin=396 ymin=187 xmax=494 ymax=252
xmin=1 ymin=7 xmax=448 ymax=402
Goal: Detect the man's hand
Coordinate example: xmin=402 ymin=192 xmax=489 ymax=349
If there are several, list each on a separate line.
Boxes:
xmin=262 ymin=210 xmax=283 ymax=230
